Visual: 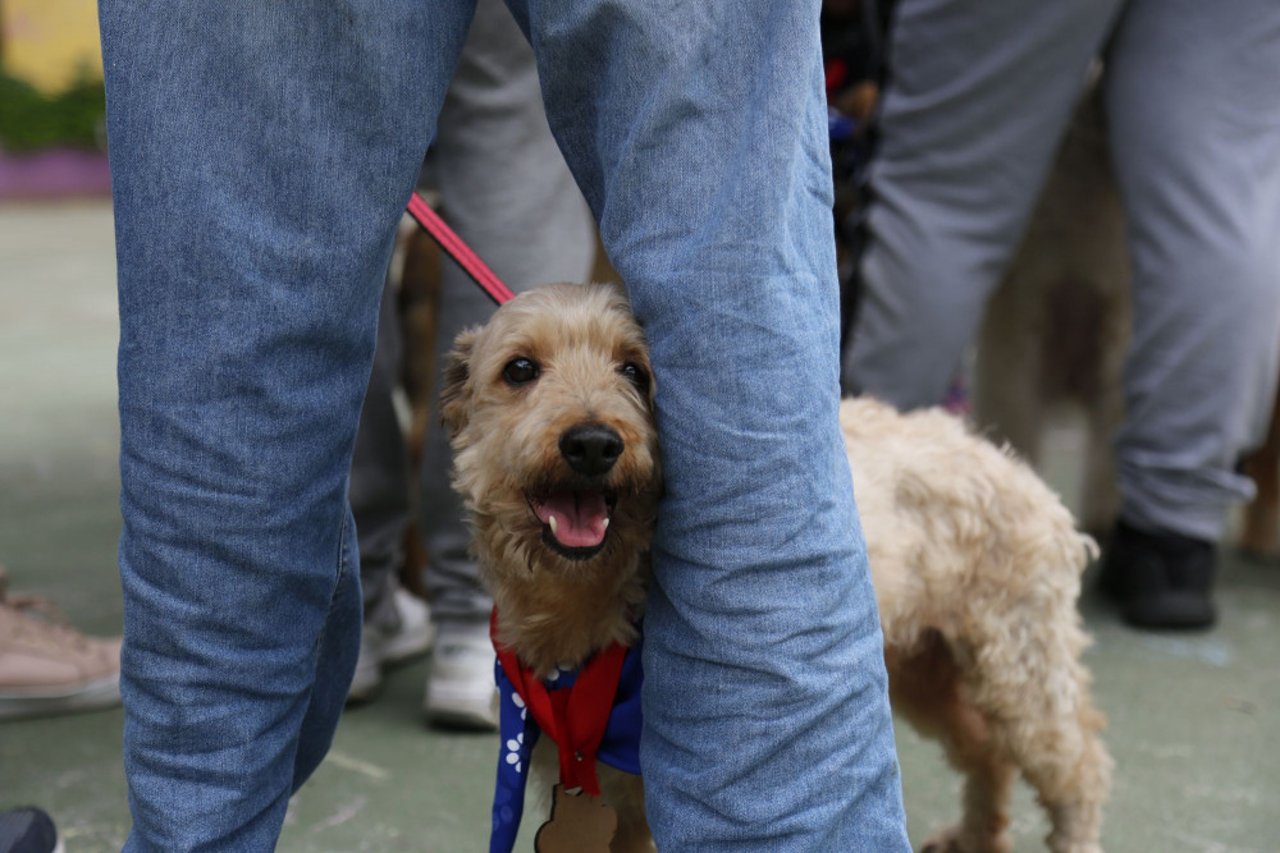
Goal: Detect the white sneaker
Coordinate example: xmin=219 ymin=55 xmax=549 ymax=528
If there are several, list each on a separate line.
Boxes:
xmin=423 ymin=621 xmax=498 ymax=730
xmin=347 ymin=587 xmax=434 ymax=703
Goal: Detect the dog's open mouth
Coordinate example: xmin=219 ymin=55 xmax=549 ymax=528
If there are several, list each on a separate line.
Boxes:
xmin=529 ymin=490 xmax=615 ymax=560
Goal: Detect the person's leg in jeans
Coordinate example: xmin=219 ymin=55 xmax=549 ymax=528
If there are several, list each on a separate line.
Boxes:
xmin=1097 ymin=0 xmax=1280 ymax=627
xmin=347 ymin=280 xmax=433 ymax=702
xmin=842 ymin=0 xmax=1124 ymax=405
xmin=99 ymin=1 xmax=474 ymax=846
xmin=510 ymin=0 xmax=908 ymax=847
xmin=420 ymin=0 xmax=595 ymax=729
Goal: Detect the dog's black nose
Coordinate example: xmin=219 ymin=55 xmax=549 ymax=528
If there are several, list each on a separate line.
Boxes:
xmin=559 ymin=424 xmax=623 ymax=476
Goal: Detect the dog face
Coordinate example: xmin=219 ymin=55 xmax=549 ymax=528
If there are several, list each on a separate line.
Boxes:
xmin=441 ymin=283 xmax=661 ymax=584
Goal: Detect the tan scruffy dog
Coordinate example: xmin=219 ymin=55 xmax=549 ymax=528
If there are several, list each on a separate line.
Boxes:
xmin=442 ymin=282 xmax=1112 ymax=853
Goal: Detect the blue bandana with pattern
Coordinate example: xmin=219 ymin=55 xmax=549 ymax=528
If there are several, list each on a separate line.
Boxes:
xmin=489 ymin=633 xmax=644 ymax=853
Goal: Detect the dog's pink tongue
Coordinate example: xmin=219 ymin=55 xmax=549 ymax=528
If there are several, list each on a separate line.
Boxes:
xmin=533 ymin=492 xmax=609 ymax=548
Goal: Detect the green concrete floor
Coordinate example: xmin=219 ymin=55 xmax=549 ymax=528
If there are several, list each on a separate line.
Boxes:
xmin=1 ymin=201 xmax=1276 ymax=851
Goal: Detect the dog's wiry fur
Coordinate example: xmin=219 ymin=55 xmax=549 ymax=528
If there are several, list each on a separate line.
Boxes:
xmin=444 ymin=282 xmax=1111 ymax=853
xmin=441 ymin=283 xmax=661 ymax=678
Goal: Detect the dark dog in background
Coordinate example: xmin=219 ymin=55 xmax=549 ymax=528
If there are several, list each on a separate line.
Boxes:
xmin=971 ymin=80 xmax=1129 ymax=538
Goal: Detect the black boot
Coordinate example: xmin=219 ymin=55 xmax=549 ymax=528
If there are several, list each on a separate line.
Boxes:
xmin=1098 ymin=520 xmax=1217 ymax=630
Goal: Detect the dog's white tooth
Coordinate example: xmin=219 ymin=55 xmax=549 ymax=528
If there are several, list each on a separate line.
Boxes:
xmin=548 ymin=515 xmax=558 ymax=536
xmin=602 ymin=517 xmax=610 ymax=530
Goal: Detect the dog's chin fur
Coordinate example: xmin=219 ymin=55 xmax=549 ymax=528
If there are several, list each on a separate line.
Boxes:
xmin=445 ymin=281 xmax=1111 ymax=853
xmin=469 ymin=491 xmax=655 ymax=678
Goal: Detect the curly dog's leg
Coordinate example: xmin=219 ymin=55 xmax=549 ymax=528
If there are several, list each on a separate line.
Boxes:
xmin=962 ymin=621 xmax=1112 ymax=853
xmin=889 ymin=636 xmax=1015 ymax=853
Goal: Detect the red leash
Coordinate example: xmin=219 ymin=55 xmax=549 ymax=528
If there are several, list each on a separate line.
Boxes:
xmin=406 ymin=191 xmax=516 ymax=306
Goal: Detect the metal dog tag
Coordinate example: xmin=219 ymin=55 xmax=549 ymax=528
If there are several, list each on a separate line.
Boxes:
xmin=534 ymin=784 xmax=617 ymax=853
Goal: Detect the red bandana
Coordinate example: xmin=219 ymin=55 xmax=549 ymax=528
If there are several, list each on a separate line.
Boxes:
xmin=490 ymin=610 xmax=628 ymax=796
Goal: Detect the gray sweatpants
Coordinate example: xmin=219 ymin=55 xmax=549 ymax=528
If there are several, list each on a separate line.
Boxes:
xmin=843 ymin=0 xmax=1280 ymax=541
xmin=351 ymin=281 xmax=412 ymax=630
xmin=352 ymin=0 xmax=594 ymax=629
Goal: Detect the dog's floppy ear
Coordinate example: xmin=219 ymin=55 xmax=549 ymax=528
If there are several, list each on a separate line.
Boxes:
xmin=440 ymin=328 xmax=477 ymax=437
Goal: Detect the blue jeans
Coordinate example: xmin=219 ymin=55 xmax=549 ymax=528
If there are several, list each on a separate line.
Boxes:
xmin=100 ymin=0 xmax=908 ymax=849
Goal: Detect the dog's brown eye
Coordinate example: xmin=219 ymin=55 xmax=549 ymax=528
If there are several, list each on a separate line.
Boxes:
xmin=503 ymin=357 xmax=540 ymax=386
xmin=619 ymin=362 xmax=649 ymax=393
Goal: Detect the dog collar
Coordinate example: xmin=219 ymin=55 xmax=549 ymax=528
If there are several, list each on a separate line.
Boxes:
xmin=488 ymin=610 xmax=643 ymax=853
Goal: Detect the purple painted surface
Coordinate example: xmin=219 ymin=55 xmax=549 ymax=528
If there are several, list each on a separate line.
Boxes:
xmin=0 ymin=148 xmax=111 ymax=199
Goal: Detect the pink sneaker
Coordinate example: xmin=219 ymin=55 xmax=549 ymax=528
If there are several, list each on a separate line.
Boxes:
xmin=0 ymin=567 xmax=121 ymax=721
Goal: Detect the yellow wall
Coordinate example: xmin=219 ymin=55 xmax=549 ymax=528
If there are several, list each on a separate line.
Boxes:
xmin=2 ymin=0 xmax=103 ymax=93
